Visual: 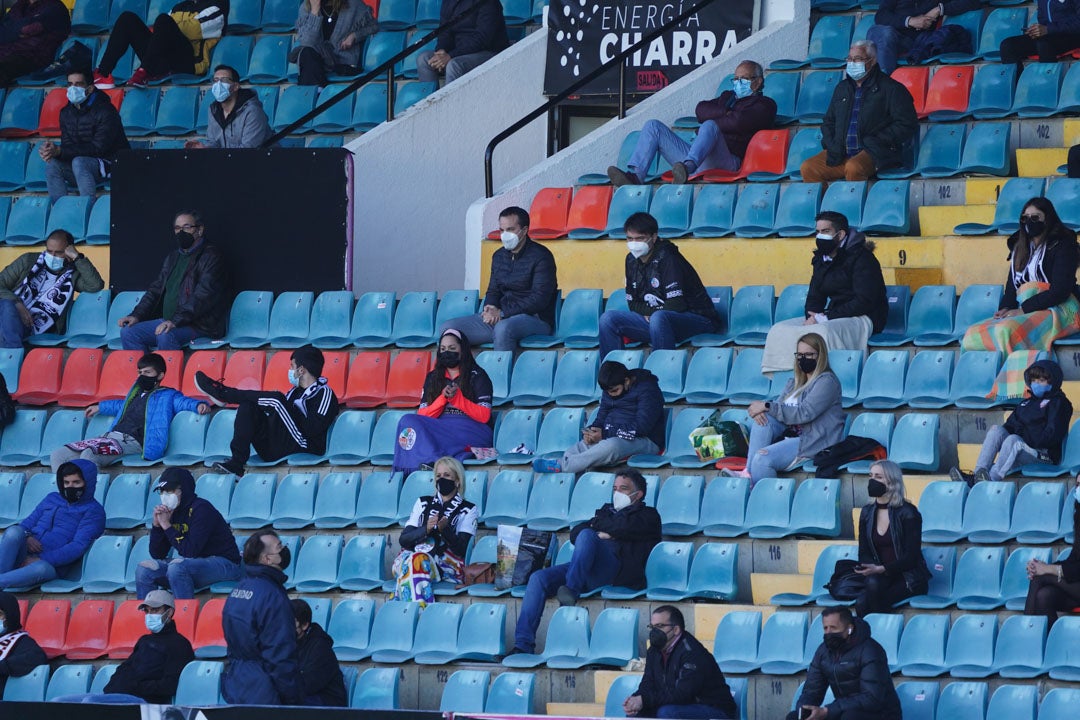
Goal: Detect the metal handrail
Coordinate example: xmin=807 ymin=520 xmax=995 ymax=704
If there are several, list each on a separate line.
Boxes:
xmin=261 ymin=0 xmax=492 ymax=147
xmin=483 ymin=0 xmax=721 ymax=197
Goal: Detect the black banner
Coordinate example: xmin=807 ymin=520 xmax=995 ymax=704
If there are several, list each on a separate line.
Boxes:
xmin=543 ymin=0 xmax=757 ymax=97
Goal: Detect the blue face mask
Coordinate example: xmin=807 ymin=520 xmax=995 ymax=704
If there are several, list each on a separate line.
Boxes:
xmin=732 ymin=78 xmax=753 ymax=99
xmin=846 ymin=61 xmax=867 ymax=81
xmin=66 ymin=85 xmax=88 ymax=105
xmin=288 ymin=368 xmax=299 ymax=386
xmin=211 ymin=80 xmax=232 ymax=103
xmin=144 ymin=613 xmax=166 ymax=634
xmin=1030 ymin=382 xmax=1051 ymax=398
xmin=44 ymin=253 xmax=65 ymax=271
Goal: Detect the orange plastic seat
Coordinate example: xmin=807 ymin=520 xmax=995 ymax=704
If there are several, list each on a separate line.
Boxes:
xmin=263 ymin=348 xmax=347 ymax=396
xmin=172 ymin=599 xmax=200 ymax=644
xmin=924 ymin=65 xmax=974 ymax=117
xmin=17 ymin=599 xmax=28 ymax=623
xmin=12 ymin=348 xmax=63 ymax=405
xmin=343 ymin=351 xmax=392 ymax=408
xmin=103 ymin=88 xmax=124 ymax=111
xmin=63 ymin=599 xmax=114 ymax=660
xmin=192 ymin=598 xmax=227 ymax=658
xmin=263 ymin=350 xmax=293 ymax=395
xmin=696 ymin=129 xmax=791 ymax=183
xmin=36 ymin=87 xmax=67 ymax=137
xmin=106 ymin=600 xmax=148 ymax=659
xmin=384 ymin=351 xmax=434 ymax=408
xmin=54 ymin=348 xmax=105 ymax=407
xmin=23 ymin=599 xmax=70 ymax=659
xmin=892 ymin=66 xmax=930 ymax=118
xmin=158 ymin=350 xmax=184 ymax=389
xmin=222 ymin=351 xmax=266 ymax=394
xmin=96 ymin=351 xmax=142 ymax=401
xmin=527 ymin=187 xmax=573 ymax=239
xmin=181 ymin=350 xmax=228 ymax=399
xmin=565 ymin=185 xmax=614 ymax=238
xmin=321 ymin=351 xmax=348 ymax=398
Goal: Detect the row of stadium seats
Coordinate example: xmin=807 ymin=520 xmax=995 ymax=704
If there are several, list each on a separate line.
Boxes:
xmin=0 ymin=195 xmax=109 ymax=246
xmin=921 ymin=480 xmax=1080 ymax=541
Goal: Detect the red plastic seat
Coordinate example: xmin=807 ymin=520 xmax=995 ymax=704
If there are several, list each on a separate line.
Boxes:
xmin=527 ymin=187 xmax=573 ymax=239
xmin=23 ymin=599 xmax=70 ymax=659
xmin=264 ymin=349 xmax=348 ymax=397
xmin=96 ymin=350 xmax=141 ymax=401
xmin=923 ymin=65 xmax=974 ymax=117
xmin=54 ymin=348 xmax=105 ymax=407
xmin=565 ymin=185 xmax=613 ymax=236
xmin=103 ymin=88 xmax=124 ymax=111
xmin=263 ymin=350 xmax=293 ymax=395
xmin=892 ymin=66 xmax=930 ymax=118
xmin=106 ymin=600 xmax=147 ymax=659
xmin=222 ymin=351 xmax=266 ymax=394
xmin=321 ymin=350 xmax=348 ymax=398
xmin=158 ymin=350 xmax=184 ymax=389
xmin=696 ymin=128 xmax=791 ymax=183
xmin=12 ymin=348 xmax=63 ymax=405
xmin=343 ymin=351 xmax=391 ymax=408
xmin=384 ymin=351 xmax=434 ymax=408
xmin=192 ymin=598 xmax=227 ymax=658
xmin=181 ymin=350 xmax=227 ymax=399
xmin=17 ymin=599 xmax=28 ymax=624
xmin=172 ymin=599 xmax=200 ymax=644
xmin=63 ymin=599 xmax=114 ymax=660
xmin=37 ymin=88 xmax=67 ymax=137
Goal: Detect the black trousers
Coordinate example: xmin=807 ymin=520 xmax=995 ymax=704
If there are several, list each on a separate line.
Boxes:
xmin=1000 ymin=32 xmax=1080 ymax=66
xmin=855 ymin=574 xmax=918 ymax=618
xmin=1024 ymin=572 xmax=1080 ymax=627
xmin=228 ymin=390 xmax=305 ymax=463
xmin=296 ymin=46 xmax=360 ymax=87
xmin=1067 ymin=144 xmax=1080 ymax=178
xmin=0 ymin=55 xmax=43 ymax=87
xmin=99 ymin=11 xmax=195 ymax=76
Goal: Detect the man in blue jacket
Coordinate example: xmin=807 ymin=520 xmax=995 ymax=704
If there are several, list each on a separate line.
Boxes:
xmin=136 ymin=467 xmax=241 ymax=599
xmin=1000 ymin=0 xmax=1080 ymax=69
xmin=866 ymin=0 xmax=984 ymax=74
xmin=50 ymin=352 xmax=209 ymax=470
xmin=0 ymin=459 xmax=105 ymax=589
xmin=534 ymin=360 xmax=665 ymax=474
xmin=416 ymin=0 xmax=509 ymax=84
xmin=222 ymin=531 xmax=303 ymax=706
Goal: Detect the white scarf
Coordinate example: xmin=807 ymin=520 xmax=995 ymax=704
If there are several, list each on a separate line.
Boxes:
xmin=13 ymin=252 xmax=75 ymax=335
xmin=0 ymin=630 xmax=28 ymax=661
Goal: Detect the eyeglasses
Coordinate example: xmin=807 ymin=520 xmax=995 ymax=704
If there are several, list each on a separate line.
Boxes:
xmin=173 ymin=224 xmax=200 ymax=232
xmin=1020 ymin=215 xmax=1043 ymax=222
xmin=647 ymin=623 xmax=675 ymax=631
xmin=794 ymin=353 xmax=819 ymax=361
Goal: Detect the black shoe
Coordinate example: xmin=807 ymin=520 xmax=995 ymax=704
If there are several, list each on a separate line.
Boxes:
xmin=195 ymin=370 xmax=234 ymax=407
xmin=973 ymin=468 xmax=991 ymax=484
xmin=607 ymin=166 xmax=642 ymax=187
xmin=948 ymin=466 xmax=975 ymax=488
xmin=671 ymin=161 xmax=691 ymax=185
xmin=213 ymin=459 xmax=245 ymax=477
xmin=556 ymin=585 xmax=579 ymax=607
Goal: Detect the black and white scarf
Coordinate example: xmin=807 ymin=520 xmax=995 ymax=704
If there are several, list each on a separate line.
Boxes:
xmin=422 ymin=494 xmax=467 ymax=554
xmin=14 ymin=253 xmax=74 ymax=335
xmin=0 ymin=631 xmax=29 ymax=661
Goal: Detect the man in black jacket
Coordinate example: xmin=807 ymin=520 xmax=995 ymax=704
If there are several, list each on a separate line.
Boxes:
xmin=801 ymin=40 xmax=918 ymax=183
xmin=867 ymin=0 xmax=984 ymax=74
xmin=509 ymin=469 xmax=661 ymax=655
xmin=788 ymin=607 xmax=901 ymax=720
xmin=761 ymin=210 xmax=888 ymax=372
xmin=417 ymin=0 xmax=508 ymax=84
xmin=599 ymin=212 xmax=721 ymax=358
xmin=534 ymin=361 xmax=665 ymax=474
xmin=40 ymin=69 xmax=129 ymax=205
xmin=291 ymin=599 xmax=347 ymax=707
xmin=0 ymin=591 xmax=47 ymax=698
xmin=440 ymin=206 xmax=558 ymax=351
xmin=624 ymin=605 xmax=737 ymax=720
xmin=118 ymin=209 xmax=229 ymax=351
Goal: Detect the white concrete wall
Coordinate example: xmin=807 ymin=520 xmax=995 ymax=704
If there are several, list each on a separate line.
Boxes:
xmin=464 ymin=0 xmax=810 ymax=289
xmin=347 ymin=31 xmax=550 ymax=294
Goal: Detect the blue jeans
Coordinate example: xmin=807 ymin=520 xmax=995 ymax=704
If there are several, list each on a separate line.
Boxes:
xmin=513 ymin=528 xmax=620 ymax=652
xmin=45 ymin=156 xmax=102 ymax=205
xmin=865 ymin=25 xmax=915 ymax=75
xmin=0 ymin=299 xmax=29 ymax=348
xmin=599 ymin=309 xmax=716 ymax=358
xmin=416 ymin=49 xmax=494 ymax=83
xmin=136 ymin=556 xmax=242 ymax=599
xmin=747 ymin=414 xmax=802 ymax=486
xmin=0 ymin=525 xmax=58 ymax=590
xmin=51 ymin=693 xmax=146 ymax=704
xmin=658 ymin=704 xmax=733 ymax=720
xmin=120 ymin=319 xmax=201 ymax=351
xmin=440 ymin=312 xmax=552 ymax=352
xmin=627 ymin=118 xmax=741 ymax=177
xmin=976 ymin=424 xmax=1049 ymax=482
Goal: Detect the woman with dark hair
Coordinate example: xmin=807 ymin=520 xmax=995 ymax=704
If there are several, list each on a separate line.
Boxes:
xmin=963 ymin=197 xmax=1080 ymax=354
xmin=853 ymin=460 xmax=930 ymax=616
xmin=392 ymin=329 xmax=494 ymax=474
xmin=0 ymin=591 xmax=47 ymax=697
xmin=1024 ymin=472 xmax=1080 ymax=627
xmin=724 ymin=332 xmax=845 ymax=486
xmin=292 ymin=0 xmax=376 ymax=87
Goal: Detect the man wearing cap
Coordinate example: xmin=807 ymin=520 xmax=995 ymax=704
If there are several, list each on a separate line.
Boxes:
xmin=135 ymin=467 xmax=241 ymax=600
xmin=195 ymin=345 xmax=340 ymax=477
xmin=0 ymin=591 xmax=48 ymax=697
xmin=53 ymin=590 xmax=195 ymax=704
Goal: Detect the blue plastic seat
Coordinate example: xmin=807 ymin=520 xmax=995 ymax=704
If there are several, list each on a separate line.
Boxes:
xmin=934 ymin=681 xmax=987 ymax=720
xmin=0 ymin=409 xmax=48 ymax=466
xmin=819 ymin=180 xmax=867 ymax=227
xmin=481 ymin=470 xmax=531 ymax=527
xmin=521 ymin=289 xmax=602 ymax=349
xmin=35 ymin=410 xmax=85 ymax=467
xmin=893 ymin=681 xmax=939 ymax=720
xmin=890 ymin=413 xmax=941 ymax=471
xmin=728 ymin=285 xmax=775 ymax=346
xmin=772 ymin=183 xmax=822 ymax=237
xmin=81 ymin=534 xmax=132 ymax=593
xmin=723 ymin=348 xmax=770 ymax=404
xmin=103 ymin=473 xmax=150 ymax=530
xmin=962 ymin=481 xmax=1017 ymax=543
xmin=475 ymin=350 xmax=513 ymax=406
xmin=1011 ymin=481 xmax=1066 ymax=543
xmin=603 ymin=185 xmax=654 ymax=238
xmin=640 ymin=349 xmax=687 ymax=402
xmin=649 ymin=184 xmax=693 ymax=238
xmin=773 ymin=14 xmax=853 ymax=68
xmin=862 ymin=613 xmax=904 ymax=672
xmin=310 ymin=86 xmax=357 ymax=132
xmin=560 ymin=472 xmax=613 ymax=528
xmin=263 ymin=291 xmax=314 ymax=348
xmin=0 ymin=472 xmax=25 ymax=528
xmin=350 ymin=291 xmax=395 ymax=347
xmin=550 ymin=350 xmax=600 ymax=406
xmin=958 ymin=122 xmax=1011 ymax=175
xmin=396 ymin=470 xmax=437 ymax=523
xmin=779 ymin=127 xmax=823 ymax=180
xmin=524 ymin=471 xmax=574 ymax=531
xmin=174 ymin=661 xmax=223 ymax=705
xmin=896 ymin=615 xmax=951 ymax=676
xmin=246 ymin=35 xmax=289 ymax=83
xmin=730 ymin=184 xmax=780 ymax=237
xmin=129 ymin=410 xmax=204 ymax=468
xmin=1037 ymin=688 xmax=1080 ymax=720
xmin=991 ymin=615 xmax=1047 ymax=678
xmin=602 ymin=674 xmax=641 ymax=716
xmin=352 ymin=82 xmax=389 ymax=131
xmin=0 ymin=88 xmax=43 ymax=137
xmin=680 ymin=347 xmax=733 ymax=404
xmin=89 ymin=663 xmax=120 ymax=694
xmin=920 ymin=480 xmax=968 ymax=543
xmin=429 ymin=602 xmax=507 ymax=663
xmin=949 ymin=350 xmax=1000 ymax=408
xmin=263 ymin=472 xmax=317 ymax=529
xmin=908 ymin=546 xmax=957 ymax=609
xmin=226 ymin=473 xmax=277 ymax=529
xmin=855 ymin=350 xmax=909 ymax=409
xmin=869 ymin=285 xmax=912 ymax=346
xmin=474 ymin=409 xmax=540 ymax=466
xmin=393 ymin=80 xmax=437 ymax=114
xmin=795 ymin=70 xmax=842 ymax=122
xmin=351 ymin=666 xmax=400 ymax=709
xmin=389 ymin=290 xmax=437 ymax=347
xmin=757 ymin=611 xmax=809 ymax=675
xmin=965 ymin=62 xmax=1017 ymax=120
xmin=955 ymin=177 xmax=1045 ymax=235
xmin=45 ymin=658 xmax=92 ymax=700
xmin=680 ymin=542 xmax=738 ymax=601
xmin=150 ymin=85 xmax=199 ymax=135
xmin=698 ymin=475 xmax=750 ymax=537
xmin=688 ymin=184 xmax=737 ymax=236
xmin=979 ymin=7 xmax=1026 ymax=60
xmin=1012 ymin=62 xmax=1064 ymax=117
xmin=905 ymin=351 xmax=955 ymax=409
xmin=687 ymin=286 xmax=733 ymax=347
xmin=432 ymin=288 xmax=479 ymax=335
xmin=308 ymin=471 xmax=362 ymax=528
xmin=122 ymin=533 xmax=151 ymax=592
xmin=653 ymin=475 xmax=704 ymax=536
xmin=4 ymin=195 xmax=49 ymax=245
xmin=366 ymin=600 xmax=420 ymax=663
xmin=367 ymin=411 xmax=409 ymax=466
xmin=772 ymin=543 xmax=858 ymax=606
xmin=332 ymin=533 xmax=386 ymax=591
xmin=772 ymin=285 xmax=809 ymax=325
xmin=943 ymin=614 xmax=998 ymax=677
xmin=913 ymin=122 xmax=964 ymax=177
xmin=273 ymin=85 xmax=318 ymax=132
xmin=191 ymin=290 xmax=272 ymax=349
xmin=0 ymin=143 xmax=28 ymax=191
xmin=599 ymin=541 xmax=690 ymax=601
xmin=69 ymin=0 xmax=111 ymax=32
xmin=558 ymin=607 xmax=636 ymax=668
xmin=225 ymin=0 xmax=261 ymax=33
xmin=788 ymin=477 xmax=841 ymax=536
xmin=744 ymin=477 xmax=796 ymax=539
xmin=504 ymin=606 xmax=589 ymax=668
xmin=904 ymin=285 xmax=958 ymax=346
xmin=953 ymin=546 xmax=1007 ymax=610
xmin=324 ymin=597 xmax=376 ymax=661
xmin=1041 ymin=616 xmax=1080 ymax=680
xmin=1047 ymin=178 xmax=1080 ymax=231
xmin=438 ymin=670 xmax=489 ymax=713
xmin=627 ymin=406 xmax=711 ymax=469
xmin=711 ymin=610 xmax=762 ymax=673
xmin=486 ymin=672 xmax=533 ymax=714
xmin=860 ymin=180 xmax=910 ymax=234
xmin=1002 ymin=547 xmax=1053 ymax=611
xmin=44 ymin=195 xmax=93 ymax=245
xmin=378 ymin=601 xmax=460 ymax=664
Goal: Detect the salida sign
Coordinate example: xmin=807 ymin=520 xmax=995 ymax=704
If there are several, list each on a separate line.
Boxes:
xmin=544 ymin=0 xmax=757 ymax=96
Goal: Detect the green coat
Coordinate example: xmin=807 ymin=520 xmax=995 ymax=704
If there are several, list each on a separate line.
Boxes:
xmin=0 ymin=251 xmax=105 ymax=335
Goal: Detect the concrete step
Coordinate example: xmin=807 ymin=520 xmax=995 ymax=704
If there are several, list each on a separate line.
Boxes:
xmin=750 ymin=572 xmax=811 ymax=604
xmin=1017 ymin=148 xmax=1068 ymax=177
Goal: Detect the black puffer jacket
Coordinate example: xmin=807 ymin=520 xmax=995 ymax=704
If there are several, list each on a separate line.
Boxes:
xmin=569 ymin=499 xmax=661 ymax=589
xmin=798 ymin=618 xmax=901 ymax=720
xmin=104 ymin=620 xmax=194 ymax=703
xmin=0 ymin=592 xmax=47 ymax=698
xmin=635 ymin=630 xmax=737 ymax=719
xmin=1000 ymin=225 xmax=1080 ymax=313
xmin=805 ymin=230 xmax=889 ymax=333
xmin=820 ymin=65 xmax=918 ymax=170
xmin=858 ymin=500 xmax=931 ymax=593
xmin=58 ymin=89 xmax=130 ymax=164
xmin=591 ymin=368 xmax=666 ymax=448
xmin=130 ymin=241 xmax=229 ymax=338
xmin=1002 ymin=359 xmax=1073 ymax=464
xmin=296 ymin=623 xmax=347 ymax=707
xmin=625 ymin=240 xmax=720 ymax=327
xmin=483 ymin=238 xmax=558 ymax=327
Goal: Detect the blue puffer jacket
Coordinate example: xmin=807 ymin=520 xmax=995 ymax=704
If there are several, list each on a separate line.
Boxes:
xmin=98 ymin=386 xmax=204 ymax=461
xmin=221 ymin=563 xmax=302 ymax=706
xmin=19 ymin=459 xmax=105 ymax=569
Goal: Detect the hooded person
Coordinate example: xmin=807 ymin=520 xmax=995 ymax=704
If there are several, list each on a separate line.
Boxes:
xmin=0 ymin=591 xmax=47 ymax=697
xmin=136 ymin=468 xmax=241 ymax=599
xmin=0 ymin=459 xmax=105 ymax=590
xmin=291 ymin=599 xmax=347 ymax=707
xmin=951 ymin=358 xmax=1072 ymax=486
xmin=221 ymin=530 xmax=303 ymax=706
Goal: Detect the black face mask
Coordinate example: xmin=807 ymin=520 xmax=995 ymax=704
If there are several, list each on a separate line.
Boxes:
xmin=176 ymin=230 xmax=196 ymax=250
xmin=823 ymin=631 xmax=848 ymax=651
xmin=436 ymin=478 xmax=457 ymax=496
xmin=648 ymin=628 xmax=669 ymax=650
xmin=136 ymin=375 xmax=160 ymax=392
xmin=867 ymin=479 xmax=888 ymax=498
xmin=1023 ymin=219 xmax=1046 ymax=238
xmin=439 ymin=351 xmax=461 ymax=368
xmin=277 ymin=546 xmax=291 ymax=570
xmin=797 ymin=357 xmax=817 ymax=375
xmin=62 ymin=486 xmax=84 ymax=503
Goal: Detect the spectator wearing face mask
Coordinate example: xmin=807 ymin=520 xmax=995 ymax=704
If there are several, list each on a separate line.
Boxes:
xmin=291 ymin=599 xmax=347 ymax=706
xmin=184 ymin=64 xmax=271 ymax=149
xmin=38 ymin=69 xmax=129 ymax=205
xmin=50 ymin=353 xmax=209 ymax=471
xmin=135 ymin=468 xmax=241 ymax=600
xmin=0 ymin=459 xmax=105 ymax=590
xmin=117 ymin=209 xmax=230 ymax=352
xmin=0 ymin=228 xmax=104 ymax=348
xmin=439 ymin=206 xmax=558 ymax=352
xmin=0 ymin=591 xmax=48 ymax=698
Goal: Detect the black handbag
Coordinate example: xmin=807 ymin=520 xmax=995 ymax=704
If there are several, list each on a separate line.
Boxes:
xmin=825 ymin=559 xmax=866 ymax=601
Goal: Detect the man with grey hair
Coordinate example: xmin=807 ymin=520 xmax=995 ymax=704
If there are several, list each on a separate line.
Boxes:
xmin=608 ymin=60 xmax=777 ymax=186
xmin=801 ymin=40 xmax=918 ymax=184
xmin=867 ymin=0 xmax=984 ymax=74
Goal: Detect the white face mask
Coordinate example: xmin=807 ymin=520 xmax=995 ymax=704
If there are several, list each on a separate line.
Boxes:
xmin=160 ymin=492 xmax=180 ymax=511
xmin=627 ymin=241 xmax=651 ymax=259
xmin=612 ymin=490 xmax=633 ymax=510
xmin=44 ymin=253 xmax=65 ymax=271
xmin=500 ymin=230 xmax=521 ymax=251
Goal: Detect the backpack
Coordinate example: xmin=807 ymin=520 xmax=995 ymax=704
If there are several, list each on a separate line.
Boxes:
xmin=825 ymin=559 xmax=866 ymax=601
xmin=812 ymin=435 xmax=886 ymax=479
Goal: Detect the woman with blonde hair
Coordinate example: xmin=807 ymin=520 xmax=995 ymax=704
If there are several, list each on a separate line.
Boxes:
xmin=726 ymin=332 xmax=845 ymax=485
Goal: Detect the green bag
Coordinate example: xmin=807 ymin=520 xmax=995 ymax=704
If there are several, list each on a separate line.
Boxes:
xmin=690 ymin=412 xmax=749 ymax=461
